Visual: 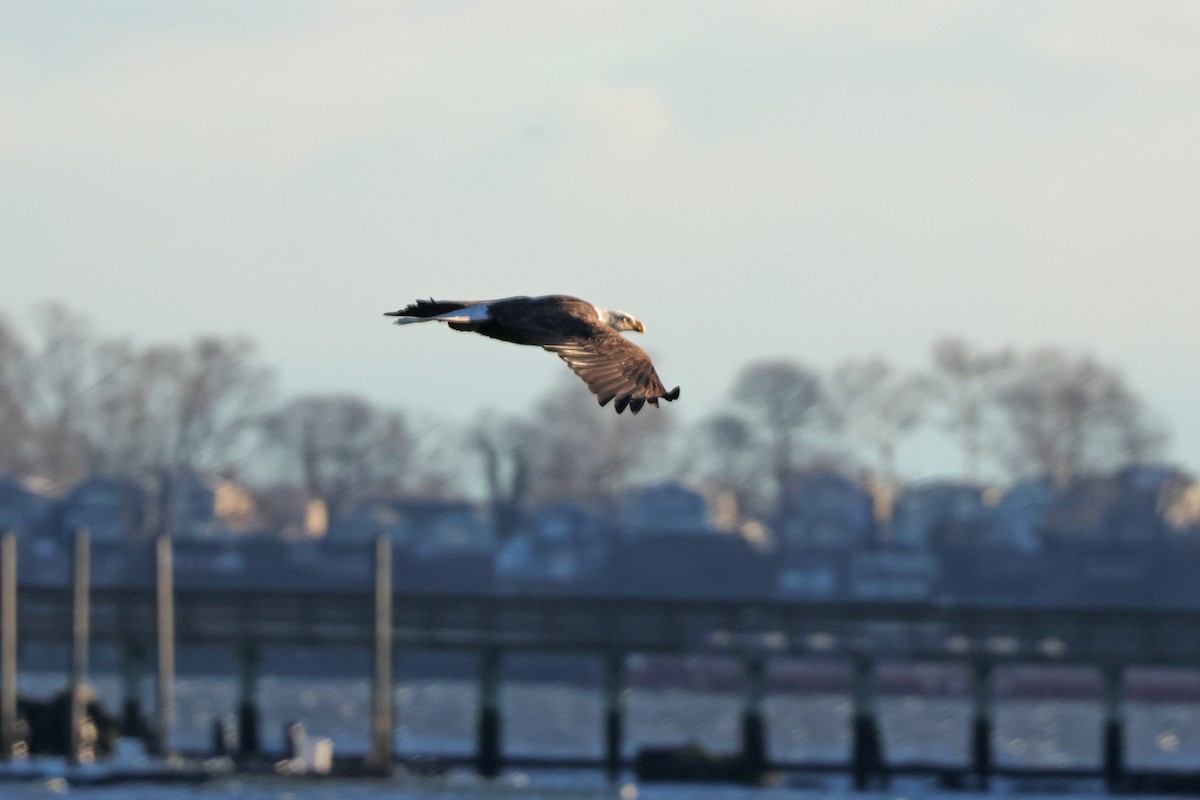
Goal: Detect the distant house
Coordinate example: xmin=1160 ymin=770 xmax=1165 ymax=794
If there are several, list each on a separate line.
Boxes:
xmin=1045 ymin=471 xmax=1174 ymax=543
xmin=333 ymin=497 xmax=492 ymax=552
xmin=170 ymin=537 xmax=371 ymax=590
xmin=1044 ymin=476 xmax=1122 ymax=538
xmin=529 ymin=502 xmax=596 ymax=542
xmin=336 ymin=497 xmax=493 ymax=557
xmin=1163 ymin=480 xmax=1200 ymax=534
xmin=1112 ymin=465 xmax=1197 ymax=540
xmin=609 ymin=530 xmax=774 ymax=598
xmin=988 ymin=479 xmax=1053 ymax=552
xmin=414 ymin=504 xmax=493 ymax=558
xmin=778 ymin=471 xmax=875 ymax=551
xmin=1120 ymin=464 xmax=1186 ymax=493
xmin=777 ymin=549 xmax=846 ymax=599
xmin=890 ymin=482 xmax=989 ymax=551
xmin=622 ymin=482 xmax=713 ymax=534
xmin=253 ymin=485 xmax=311 ymax=540
xmin=162 ymin=468 xmax=257 ymax=539
xmin=62 ymin=477 xmax=146 ymax=543
xmin=0 ymin=475 xmax=59 ymax=540
xmin=380 ymin=499 xmax=496 ymax=592
xmin=847 ymin=549 xmax=940 ymax=600
xmin=495 ymin=503 xmax=609 ymax=591
xmin=332 ymin=495 xmax=408 ymax=542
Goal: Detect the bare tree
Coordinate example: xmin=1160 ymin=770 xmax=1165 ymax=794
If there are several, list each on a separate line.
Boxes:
xmin=174 ymin=336 xmax=274 ymax=470
xmin=472 ymin=412 xmax=533 ymax=542
xmin=26 ymin=304 xmax=98 ymax=484
xmin=0 ymin=315 xmax=31 ymax=474
xmin=733 ymin=359 xmax=825 ymax=523
xmin=262 ymin=394 xmax=414 ymax=523
xmin=84 ymin=340 xmax=152 ymax=477
xmin=928 ymin=337 xmax=1013 ymax=482
xmin=996 ymin=348 xmax=1165 ymax=485
xmin=682 ymin=412 xmax=769 ymax=520
xmin=827 ymin=357 xmax=929 ymax=482
xmin=524 ymin=378 xmax=674 ymax=509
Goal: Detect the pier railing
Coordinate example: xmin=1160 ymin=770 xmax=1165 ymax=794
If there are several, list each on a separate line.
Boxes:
xmin=4 ymin=530 xmax=1200 ymax=789
xmin=13 ymin=581 xmax=1200 ymax=666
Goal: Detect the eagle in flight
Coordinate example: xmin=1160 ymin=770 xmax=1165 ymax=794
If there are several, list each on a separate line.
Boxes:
xmin=385 ymin=295 xmax=680 ymax=414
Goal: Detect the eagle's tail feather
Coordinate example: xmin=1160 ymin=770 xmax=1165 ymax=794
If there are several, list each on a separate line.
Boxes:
xmin=386 ymin=299 xmax=490 ymax=327
xmin=385 ymin=298 xmax=478 ymax=318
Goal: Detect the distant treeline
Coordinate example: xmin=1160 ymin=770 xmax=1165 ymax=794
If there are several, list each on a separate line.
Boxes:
xmin=0 ymin=303 xmax=1172 ymax=526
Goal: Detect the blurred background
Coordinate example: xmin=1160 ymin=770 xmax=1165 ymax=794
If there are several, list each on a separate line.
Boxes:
xmin=3 ymin=1 xmax=1200 ymax=791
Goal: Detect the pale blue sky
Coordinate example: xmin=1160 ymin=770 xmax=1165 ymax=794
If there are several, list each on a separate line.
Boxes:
xmin=3 ymin=2 xmax=1199 ymax=479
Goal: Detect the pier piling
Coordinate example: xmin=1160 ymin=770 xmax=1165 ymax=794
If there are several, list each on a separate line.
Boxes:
xmin=741 ymin=656 xmax=766 ymax=784
xmin=153 ymin=535 xmax=175 ymax=755
xmin=476 ymin=647 xmax=503 ymax=778
xmin=4 ymin=572 xmax=1197 ymax=784
xmin=236 ymin=645 xmax=261 ymax=759
xmin=211 ymin=717 xmax=230 ymax=757
xmin=68 ymin=528 xmax=90 ymax=765
xmin=970 ymin=661 xmax=993 ymax=790
xmin=119 ymin=644 xmax=145 ymax=738
xmin=367 ymin=536 xmax=394 ymax=774
xmin=603 ymin=652 xmax=625 ymax=782
xmin=1102 ymin=664 xmax=1126 ymax=792
xmin=851 ymin=656 xmax=886 ymax=791
xmin=0 ymin=532 xmax=16 ymax=760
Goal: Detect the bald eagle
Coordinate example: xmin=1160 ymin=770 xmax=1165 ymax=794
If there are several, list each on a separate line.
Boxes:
xmin=385 ymin=295 xmax=680 ymax=414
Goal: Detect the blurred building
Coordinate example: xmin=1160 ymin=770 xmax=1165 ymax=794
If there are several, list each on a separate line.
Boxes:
xmin=61 ymin=476 xmax=146 ymax=543
xmin=161 ymin=467 xmax=258 ymax=539
xmin=621 ymin=482 xmax=714 ymax=535
xmin=988 ymin=478 xmax=1053 ymax=552
xmin=773 ymin=471 xmax=877 ymax=599
xmin=495 ymin=502 xmax=610 ymax=592
xmin=847 ymin=549 xmax=940 ymax=600
xmin=890 ymin=481 xmax=990 ymax=551
xmin=0 ymin=475 xmax=59 ymax=540
xmin=608 ymin=530 xmax=774 ymax=598
xmin=778 ymin=470 xmax=875 ymax=550
xmin=412 ymin=503 xmax=493 ymax=559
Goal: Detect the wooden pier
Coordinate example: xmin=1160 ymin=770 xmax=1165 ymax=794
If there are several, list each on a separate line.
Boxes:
xmin=4 ymin=530 xmax=1200 ymax=788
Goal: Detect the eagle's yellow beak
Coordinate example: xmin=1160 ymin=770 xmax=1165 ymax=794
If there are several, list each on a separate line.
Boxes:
xmin=633 ymin=319 xmax=645 ymax=334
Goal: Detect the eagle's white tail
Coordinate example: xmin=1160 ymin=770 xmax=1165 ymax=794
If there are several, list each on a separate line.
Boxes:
xmin=390 ymin=303 xmax=491 ymax=325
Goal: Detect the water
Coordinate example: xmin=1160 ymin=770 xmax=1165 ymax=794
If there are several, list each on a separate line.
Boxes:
xmin=0 ymin=774 xmax=865 ymax=800
xmin=8 ymin=672 xmax=1200 ymax=798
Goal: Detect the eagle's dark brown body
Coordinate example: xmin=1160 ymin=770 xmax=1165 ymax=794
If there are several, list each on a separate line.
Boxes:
xmin=386 ymin=294 xmax=679 ymax=414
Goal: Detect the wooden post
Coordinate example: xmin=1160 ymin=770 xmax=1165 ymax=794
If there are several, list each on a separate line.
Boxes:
xmin=119 ymin=644 xmax=145 ymax=738
xmin=68 ymin=528 xmax=90 ymax=765
xmin=236 ymin=645 xmax=261 ymax=759
xmin=476 ymin=647 xmax=503 ymax=778
xmin=367 ymin=536 xmax=394 ymax=774
xmin=970 ymin=661 xmax=993 ymax=790
xmin=153 ymin=535 xmax=175 ymax=755
xmin=0 ymin=533 xmax=17 ymax=760
xmin=850 ymin=655 xmax=885 ymax=791
xmin=211 ymin=717 xmax=230 ymax=757
xmin=603 ymin=652 xmax=625 ymax=782
xmin=1102 ymin=665 xmax=1126 ymax=793
xmin=740 ymin=656 xmax=767 ymax=784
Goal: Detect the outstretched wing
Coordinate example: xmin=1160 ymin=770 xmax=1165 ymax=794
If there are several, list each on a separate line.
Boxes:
xmin=543 ymin=326 xmax=680 ymax=414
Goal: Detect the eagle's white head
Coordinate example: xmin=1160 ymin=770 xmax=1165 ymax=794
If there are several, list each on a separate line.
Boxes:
xmin=600 ymin=307 xmax=645 ymax=334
